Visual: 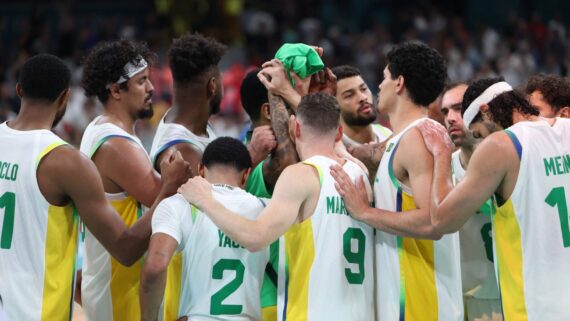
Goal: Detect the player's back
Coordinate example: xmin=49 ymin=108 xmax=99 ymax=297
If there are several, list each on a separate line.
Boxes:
xmin=175 ymin=185 xmax=269 ymax=320
xmin=277 ymin=156 xmax=375 ymax=321
xmin=0 ymin=122 xmax=78 ymax=321
xmin=495 ymin=118 xmax=570 ymax=321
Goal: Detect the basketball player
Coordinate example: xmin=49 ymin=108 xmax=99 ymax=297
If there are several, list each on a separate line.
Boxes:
xmin=331 ymin=65 xmax=391 ymax=147
xmin=141 ymin=137 xmax=269 ymax=321
xmin=0 ymin=54 xmax=188 ymax=321
xmin=440 ymin=82 xmax=501 ymax=320
xmin=178 ymin=93 xmax=375 ymax=320
xmin=525 ymin=74 xmax=570 ymax=118
xmin=421 ymin=78 xmax=570 ymax=321
xmin=331 ymin=42 xmax=463 ymax=321
xmin=79 ymin=40 xmax=163 ymax=321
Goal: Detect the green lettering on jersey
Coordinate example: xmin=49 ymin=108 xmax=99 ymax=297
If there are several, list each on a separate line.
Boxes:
xmin=218 ymin=229 xmax=224 ymax=247
xmin=223 ymin=236 xmax=232 ymax=248
xmin=218 ymin=229 xmax=244 ymax=249
xmin=0 ymin=161 xmax=19 ymax=181
xmin=326 ymin=196 xmax=348 ymax=216
xmin=544 ymin=155 xmax=570 ymax=176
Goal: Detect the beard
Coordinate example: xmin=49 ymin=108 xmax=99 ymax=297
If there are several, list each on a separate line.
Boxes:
xmin=341 ymin=108 xmax=376 ymax=127
xmin=137 ymin=102 xmax=154 ymax=119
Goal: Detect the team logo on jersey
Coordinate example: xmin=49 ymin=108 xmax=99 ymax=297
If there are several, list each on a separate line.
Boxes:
xmin=385 ymin=142 xmax=394 ymax=153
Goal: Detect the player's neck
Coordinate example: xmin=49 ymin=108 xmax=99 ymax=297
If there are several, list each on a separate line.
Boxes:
xmin=101 ymin=102 xmax=137 ymax=134
xmin=9 ymin=103 xmax=56 ymax=131
xmin=459 ymin=144 xmax=475 ymax=169
xmin=205 ymin=170 xmax=243 ymax=188
xmin=170 ymin=91 xmax=211 ymax=136
xmin=388 ymin=101 xmax=427 ymax=134
xmin=341 ymin=121 xmax=375 ymax=144
xmin=298 ymin=140 xmax=339 ymax=162
xmin=512 ymin=111 xmax=541 ymax=125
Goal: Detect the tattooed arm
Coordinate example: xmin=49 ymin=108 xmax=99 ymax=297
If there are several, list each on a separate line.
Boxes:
xmin=347 ymin=139 xmax=390 ymax=184
xmin=262 ymin=93 xmax=300 ymax=191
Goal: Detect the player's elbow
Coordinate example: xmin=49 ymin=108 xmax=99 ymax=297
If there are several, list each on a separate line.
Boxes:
xmin=431 ymin=213 xmax=460 ymax=235
xmin=423 ymin=225 xmax=444 ymax=240
xmin=142 ymin=255 xmax=169 ymax=284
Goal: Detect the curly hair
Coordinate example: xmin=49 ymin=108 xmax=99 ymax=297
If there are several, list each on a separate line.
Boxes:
xmin=168 ymin=32 xmax=227 ymax=84
xmin=525 ymin=74 xmax=570 ymax=113
xmin=461 ymin=77 xmax=504 ymax=123
xmin=203 ymin=136 xmax=252 ymax=171
xmin=19 ymin=54 xmax=71 ymax=103
xmin=331 ymin=65 xmax=361 ymax=81
xmin=487 ymin=90 xmax=539 ymax=128
xmin=81 ymin=40 xmax=155 ymax=103
xmin=386 ymin=42 xmax=447 ymax=106
xmin=297 ymin=93 xmax=340 ymax=134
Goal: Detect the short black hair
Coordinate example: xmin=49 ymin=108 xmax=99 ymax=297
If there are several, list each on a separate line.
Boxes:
xmin=461 ymin=77 xmax=504 ymax=124
xmin=442 ymin=82 xmax=467 ymax=96
xmin=331 ymin=65 xmax=361 ymax=81
xmin=81 ymin=40 xmax=154 ymax=103
xmin=19 ymin=54 xmax=71 ymax=103
xmin=386 ymin=42 xmax=447 ymax=106
xmin=168 ymin=32 xmax=227 ymax=84
xmin=525 ymin=74 xmax=570 ymax=113
xmin=297 ymin=93 xmax=340 ymax=134
xmin=488 ymin=90 xmax=539 ymax=128
xmin=240 ymin=68 xmax=267 ymax=122
xmin=202 ymin=137 xmax=252 ymax=171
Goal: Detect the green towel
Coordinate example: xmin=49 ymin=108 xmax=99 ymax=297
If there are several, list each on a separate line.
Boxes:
xmin=274 ymin=43 xmax=324 ymax=86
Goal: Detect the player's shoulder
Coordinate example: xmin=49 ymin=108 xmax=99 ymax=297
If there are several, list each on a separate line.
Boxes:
xmin=160 ymin=193 xmax=190 ymax=211
xmin=40 ymin=143 xmax=92 ymax=173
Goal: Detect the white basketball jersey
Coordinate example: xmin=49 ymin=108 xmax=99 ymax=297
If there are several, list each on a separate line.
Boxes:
xmin=342 ymin=123 xmax=392 ymax=147
xmin=149 ymin=111 xmax=216 ymax=166
xmin=277 ymin=156 xmax=375 ymax=321
xmin=152 ymin=186 xmax=269 ymax=320
xmin=374 ymin=118 xmax=463 ymax=321
xmin=0 ymin=122 xmax=78 ymax=321
xmin=493 ymin=118 xmax=570 ymax=321
xmin=452 ymin=150 xmax=498 ymax=298
xmin=79 ymin=116 xmax=148 ymax=321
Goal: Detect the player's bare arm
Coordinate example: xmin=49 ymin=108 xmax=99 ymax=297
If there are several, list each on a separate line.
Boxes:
xmin=332 ymin=128 xmax=443 ymax=240
xmin=262 ymin=93 xmax=300 ymax=190
xmin=38 ymin=146 xmax=190 ymax=266
xmin=421 ymin=121 xmax=517 ymax=233
xmin=140 ymin=233 xmax=179 ymax=321
xmin=178 ymin=163 xmax=318 ymax=251
xmin=93 ymin=137 xmax=162 ymax=207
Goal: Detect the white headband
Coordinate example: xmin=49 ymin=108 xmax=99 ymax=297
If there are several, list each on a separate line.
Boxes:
xmin=106 ymin=56 xmax=148 ymax=89
xmin=463 ymin=81 xmax=513 ymax=128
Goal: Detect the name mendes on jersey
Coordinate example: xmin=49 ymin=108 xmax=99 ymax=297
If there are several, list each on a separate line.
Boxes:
xmin=544 ymin=154 xmax=570 ymax=177
xmin=0 ymin=161 xmax=18 ymax=181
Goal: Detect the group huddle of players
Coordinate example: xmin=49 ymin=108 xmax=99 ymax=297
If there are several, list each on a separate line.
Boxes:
xmin=0 ymin=32 xmax=569 ymax=321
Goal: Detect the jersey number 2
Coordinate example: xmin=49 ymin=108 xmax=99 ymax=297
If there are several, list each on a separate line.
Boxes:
xmin=0 ymin=192 xmax=15 ymax=249
xmin=211 ymin=259 xmax=245 ymax=315
xmin=545 ymin=186 xmax=570 ymax=248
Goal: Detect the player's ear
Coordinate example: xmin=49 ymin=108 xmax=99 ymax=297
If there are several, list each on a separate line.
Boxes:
xmin=207 ymin=77 xmax=217 ymax=98
xmin=15 ymin=83 xmax=23 ymax=98
xmin=480 ymin=103 xmax=492 ymax=120
xmin=199 ymin=164 xmax=206 ymax=178
xmin=334 ymin=125 xmax=343 ymax=142
xmin=56 ymin=88 xmax=71 ymax=109
xmin=240 ymin=168 xmax=252 ymax=188
xmin=557 ymin=106 xmax=570 ymax=118
xmin=261 ymin=103 xmax=271 ymax=122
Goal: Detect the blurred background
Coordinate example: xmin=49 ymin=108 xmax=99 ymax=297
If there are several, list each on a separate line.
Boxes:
xmin=1 ymin=0 xmax=569 ymax=150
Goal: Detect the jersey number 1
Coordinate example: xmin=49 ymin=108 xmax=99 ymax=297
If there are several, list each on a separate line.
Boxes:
xmin=545 ymin=186 xmax=570 ymax=248
xmin=0 ymin=192 xmax=15 ymax=249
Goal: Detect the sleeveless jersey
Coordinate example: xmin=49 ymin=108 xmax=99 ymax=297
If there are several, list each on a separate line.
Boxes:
xmin=342 ymin=123 xmax=392 ymax=147
xmin=149 ymin=110 xmax=216 ymax=166
xmin=79 ymin=116 xmax=147 ymax=321
xmin=0 ymin=122 xmax=78 ymax=321
xmin=148 ymin=112 xmax=218 ymax=321
xmin=152 ymin=186 xmax=269 ymax=320
xmin=452 ymin=150 xmax=498 ymax=297
xmin=493 ymin=118 xmax=570 ymax=321
xmin=374 ymin=118 xmax=463 ymax=321
xmin=277 ymin=156 xmax=375 ymax=321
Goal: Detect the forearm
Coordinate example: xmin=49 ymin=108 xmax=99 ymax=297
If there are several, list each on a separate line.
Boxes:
xmin=430 ymin=153 xmax=459 ymax=233
xmin=360 ymin=207 xmax=442 ymax=240
xmin=201 ymin=199 xmax=271 ymax=251
xmin=265 ymin=95 xmax=299 ymax=189
xmin=140 ymin=265 xmax=167 ymax=321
